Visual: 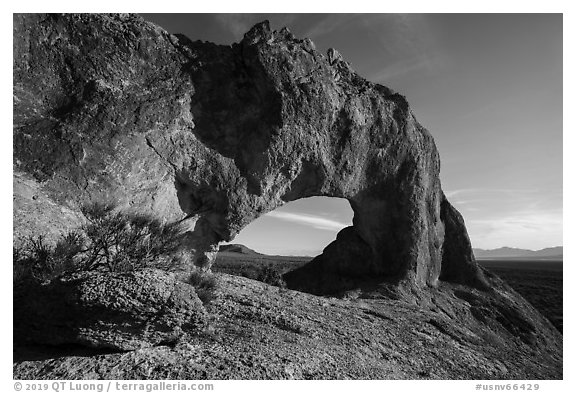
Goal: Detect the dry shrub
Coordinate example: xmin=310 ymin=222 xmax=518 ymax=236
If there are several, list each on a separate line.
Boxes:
xmin=187 ymin=270 xmax=219 ymax=306
xmin=14 ymin=203 xmax=185 ymax=283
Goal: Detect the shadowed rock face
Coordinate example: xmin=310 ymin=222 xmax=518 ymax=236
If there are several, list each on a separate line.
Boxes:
xmin=13 ymin=13 xmax=485 ymax=293
xmin=14 ymin=269 xmax=207 ymax=350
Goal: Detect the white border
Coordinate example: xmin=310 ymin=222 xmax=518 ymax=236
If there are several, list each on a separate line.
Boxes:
xmin=2 ymin=1 xmax=572 ymax=390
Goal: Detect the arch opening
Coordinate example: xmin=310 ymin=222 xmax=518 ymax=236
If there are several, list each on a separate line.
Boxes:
xmin=212 ymin=196 xmax=354 ymax=282
xmin=222 ymin=196 xmax=353 ymax=257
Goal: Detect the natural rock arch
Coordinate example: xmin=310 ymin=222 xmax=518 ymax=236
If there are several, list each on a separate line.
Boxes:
xmin=13 ymin=14 xmax=487 ymax=295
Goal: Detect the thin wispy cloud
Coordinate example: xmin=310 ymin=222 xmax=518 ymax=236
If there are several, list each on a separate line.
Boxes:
xmin=370 ymin=55 xmax=440 ymax=83
xmin=445 ymin=188 xmax=560 ymax=218
xmin=266 ymin=211 xmax=348 ymax=232
xmin=468 ymin=210 xmax=562 ymax=250
xmin=444 ymin=188 xmax=540 ymax=199
xmin=300 ymin=14 xmax=359 ymax=39
xmin=443 ymin=187 xmax=562 ymax=249
xmin=452 ymin=199 xmax=482 ymax=206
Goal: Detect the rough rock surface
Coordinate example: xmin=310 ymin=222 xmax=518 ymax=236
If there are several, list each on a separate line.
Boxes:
xmin=13 ymin=273 xmax=562 ymax=379
xmin=14 ymin=269 xmax=207 ymax=351
xmin=13 ymin=13 xmax=484 ymax=290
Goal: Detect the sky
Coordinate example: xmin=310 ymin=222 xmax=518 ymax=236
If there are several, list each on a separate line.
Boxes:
xmin=141 ymin=14 xmax=563 ymax=254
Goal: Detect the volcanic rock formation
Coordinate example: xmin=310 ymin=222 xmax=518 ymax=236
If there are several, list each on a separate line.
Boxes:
xmin=13 ymin=14 xmax=485 ymax=293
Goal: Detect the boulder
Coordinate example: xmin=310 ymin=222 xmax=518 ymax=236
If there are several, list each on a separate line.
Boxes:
xmin=14 ymin=269 xmax=207 ymax=350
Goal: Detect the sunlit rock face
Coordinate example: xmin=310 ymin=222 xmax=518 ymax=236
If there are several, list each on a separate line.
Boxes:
xmin=13 ymin=13 xmax=486 ymax=292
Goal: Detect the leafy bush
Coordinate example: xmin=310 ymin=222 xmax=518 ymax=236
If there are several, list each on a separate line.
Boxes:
xmin=212 ymin=256 xmax=294 ymax=288
xmin=13 ymin=203 xmax=185 ymax=283
xmin=256 ymin=264 xmax=287 ymax=288
xmin=187 ymin=270 xmax=218 ymax=306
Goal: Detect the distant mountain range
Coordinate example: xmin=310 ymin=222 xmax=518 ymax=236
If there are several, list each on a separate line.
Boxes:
xmin=221 ymin=243 xmax=563 ymax=260
xmin=473 ymin=246 xmax=563 ymax=260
